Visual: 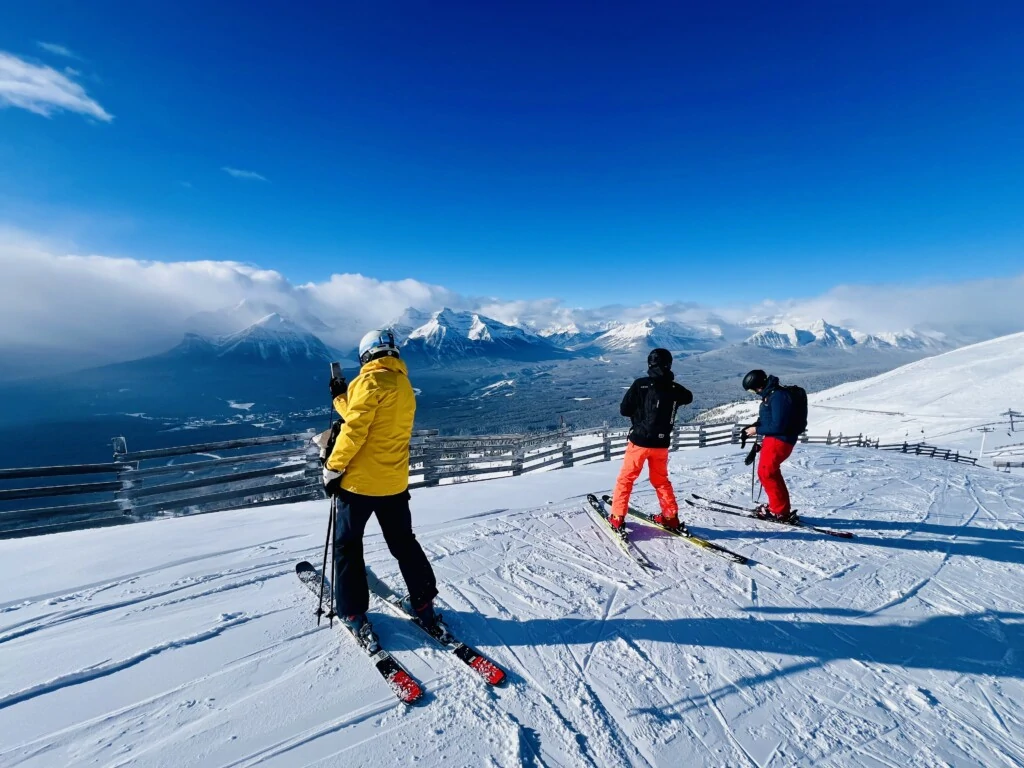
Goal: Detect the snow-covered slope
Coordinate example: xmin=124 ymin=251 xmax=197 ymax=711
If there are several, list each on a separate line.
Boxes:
xmin=709 ymin=331 xmax=1024 ymax=451
xmin=1 ymin=446 xmax=1021 ymax=767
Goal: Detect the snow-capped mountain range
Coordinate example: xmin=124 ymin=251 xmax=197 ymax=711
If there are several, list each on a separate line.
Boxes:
xmin=169 ymin=307 xmax=956 ymax=368
xmin=398 ymin=309 xmax=564 ymax=363
xmin=744 ymin=319 xmax=948 ymax=351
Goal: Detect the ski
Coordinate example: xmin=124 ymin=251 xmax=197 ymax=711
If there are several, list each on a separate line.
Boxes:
xmin=295 ymin=561 xmax=423 ymax=704
xmin=601 ymin=495 xmax=749 ymax=565
xmin=584 ymin=493 xmax=657 ymax=572
xmin=687 ymin=494 xmax=854 ymax=539
xmin=365 ymin=568 xmax=507 ymax=686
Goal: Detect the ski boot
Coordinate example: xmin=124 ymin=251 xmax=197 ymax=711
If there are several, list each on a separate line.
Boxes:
xmin=341 ymin=614 xmax=380 ymax=653
xmin=752 ymin=504 xmax=799 ymax=525
xmin=652 ymin=513 xmax=688 ymax=534
xmin=608 ymin=514 xmax=626 ymax=532
xmin=403 ymin=597 xmax=453 ymax=642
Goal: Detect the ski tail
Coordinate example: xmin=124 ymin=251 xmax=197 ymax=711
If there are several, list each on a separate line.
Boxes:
xmin=365 ymin=567 xmax=508 ymax=686
xmin=295 ymin=561 xmax=424 ymax=704
xmin=602 ymin=495 xmax=749 ymax=565
xmin=688 ymin=495 xmax=854 ymax=539
xmin=584 ymin=494 xmax=657 ymax=572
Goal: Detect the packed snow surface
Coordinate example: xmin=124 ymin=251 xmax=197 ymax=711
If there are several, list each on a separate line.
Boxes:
xmin=1 ymin=445 xmax=1023 ymax=767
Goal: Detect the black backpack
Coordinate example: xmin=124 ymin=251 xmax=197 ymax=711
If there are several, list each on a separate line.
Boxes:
xmin=779 ymin=385 xmax=808 ymax=436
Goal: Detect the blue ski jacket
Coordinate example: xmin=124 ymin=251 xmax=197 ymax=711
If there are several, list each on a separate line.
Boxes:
xmin=756 ymin=376 xmax=799 ymax=445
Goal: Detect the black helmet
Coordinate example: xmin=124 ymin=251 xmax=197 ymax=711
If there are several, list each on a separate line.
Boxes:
xmin=742 ymin=369 xmax=768 ymax=392
xmin=648 ymin=348 xmax=672 ymax=369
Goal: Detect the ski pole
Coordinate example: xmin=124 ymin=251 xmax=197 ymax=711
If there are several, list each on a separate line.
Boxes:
xmin=317 ymin=496 xmax=335 ymax=626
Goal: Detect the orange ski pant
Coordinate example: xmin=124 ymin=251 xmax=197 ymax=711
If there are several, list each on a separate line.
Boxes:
xmin=611 ymin=442 xmax=678 ymax=521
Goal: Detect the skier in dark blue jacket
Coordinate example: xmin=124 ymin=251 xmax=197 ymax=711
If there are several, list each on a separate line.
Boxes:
xmin=742 ymin=370 xmax=805 ymax=522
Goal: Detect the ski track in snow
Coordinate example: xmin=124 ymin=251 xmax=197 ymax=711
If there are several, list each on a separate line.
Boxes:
xmin=1 ymin=445 xmax=1023 ymax=767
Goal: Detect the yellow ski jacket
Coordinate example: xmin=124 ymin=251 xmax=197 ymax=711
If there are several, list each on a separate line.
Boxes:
xmin=325 ymin=356 xmax=416 ymax=496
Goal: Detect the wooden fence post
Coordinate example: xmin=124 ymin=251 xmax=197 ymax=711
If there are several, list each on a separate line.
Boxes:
xmin=562 ymin=441 xmax=574 ymax=469
xmin=424 ymin=436 xmax=440 ymax=487
xmin=731 ymin=423 xmax=742 ymax=445
xmin=698 ymin=427 xmax=707 ymax=449
xmin=602 ymin=424 xmax=611 ymax=461
xmin=825 ymin=431 xmax=832 ymax=446
xmin=512 ymin=443 xmax=524 ymax=477
xmin=111 ymin=436 xmax=136 ymax=517
xmin=303 ymin=435 xmax=324 ymax=498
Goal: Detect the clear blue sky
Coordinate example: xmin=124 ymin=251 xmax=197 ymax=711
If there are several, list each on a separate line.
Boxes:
xmin=2 ymin=1 xmax=1023 ymax=306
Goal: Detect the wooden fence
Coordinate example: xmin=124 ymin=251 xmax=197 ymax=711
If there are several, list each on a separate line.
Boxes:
xmin=0 ymin=421 xmax=979 ymax=538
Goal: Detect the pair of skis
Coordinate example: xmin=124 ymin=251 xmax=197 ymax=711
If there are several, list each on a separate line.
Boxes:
xmin=295 ymin=561 xmax=506 ymax=704
xmin=585 ymin=493 xmax=750 ymax=567
xmin=686 ymin=494 xmax=854 ymax=539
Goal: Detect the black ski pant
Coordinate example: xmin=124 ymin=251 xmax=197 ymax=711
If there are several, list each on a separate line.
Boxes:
xmin=332 ymin=488 xmax=438 ymax=618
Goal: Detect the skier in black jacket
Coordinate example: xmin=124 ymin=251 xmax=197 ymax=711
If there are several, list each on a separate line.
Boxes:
xmin=610 ymin=348 xmax=693 ymax=530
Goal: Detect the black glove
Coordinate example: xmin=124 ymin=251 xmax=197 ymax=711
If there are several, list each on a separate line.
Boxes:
xmin=329 ymin=376 xmax=347 ymax=399
xmin=322 ymin=467 xmax=344 ymax=496
xmin=744 ymin=443 xmax=761 ymax=466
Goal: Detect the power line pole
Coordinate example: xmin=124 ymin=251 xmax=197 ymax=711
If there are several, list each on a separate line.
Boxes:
xmin=1001 ymin=409 xmax=1022 ymax=432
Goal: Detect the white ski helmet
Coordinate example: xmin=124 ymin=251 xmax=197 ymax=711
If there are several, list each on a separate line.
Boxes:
xmin=358 ymin=328 xmax=400 ymax=365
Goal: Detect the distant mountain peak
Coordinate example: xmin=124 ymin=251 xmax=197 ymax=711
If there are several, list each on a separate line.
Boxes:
xmin=580 ymin=317 xmax=723 ymax=354
xmin=402 ymin=308 xmax=559 ymax=363
xmin=208 ymin=314 xmax=336 ymax=364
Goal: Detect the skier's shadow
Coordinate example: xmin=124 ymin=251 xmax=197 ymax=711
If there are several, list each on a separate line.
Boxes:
xmin=445 ymin=609 xmax=1024 ymax=680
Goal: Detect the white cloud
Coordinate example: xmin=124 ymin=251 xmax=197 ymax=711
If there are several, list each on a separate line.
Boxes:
xmin=0 ymin=226 xmax=1020 ymax=372
xmin=37 ymin=42 xmax=78 ymax=59
xmin=0 ymin=228 xmax=460 ymax=366
xmin=0 ymin=51 xmax=111 ymax=121
xmin=751 ymin=275 xmax=1024 ymax=340
xmin=222 ymin=167 xmax=268 ymax=182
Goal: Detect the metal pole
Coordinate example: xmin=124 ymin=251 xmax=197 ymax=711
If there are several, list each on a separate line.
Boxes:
xmin=317 ymin=496 xmax=335 ymax=626
xmin=979 ymin=427 xmax=994 ymax=459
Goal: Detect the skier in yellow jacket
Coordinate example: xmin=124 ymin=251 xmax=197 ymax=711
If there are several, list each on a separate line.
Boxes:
xmin=322 ymin=328 xmax=438 ymax=645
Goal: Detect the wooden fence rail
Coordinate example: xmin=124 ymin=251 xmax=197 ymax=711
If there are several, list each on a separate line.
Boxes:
xmin=0 ymin=421 xmax=982 ymax=538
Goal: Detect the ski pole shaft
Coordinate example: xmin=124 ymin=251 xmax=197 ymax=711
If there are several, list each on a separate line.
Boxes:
xmin=317 ymin=495 xmax=334 ymax=625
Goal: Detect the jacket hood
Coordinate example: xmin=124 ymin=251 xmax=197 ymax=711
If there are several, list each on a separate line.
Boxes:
xmin=761 ymin=374 xmax=781 ymax=397
xmin=361 ymin=356 xmax=409 ymax=376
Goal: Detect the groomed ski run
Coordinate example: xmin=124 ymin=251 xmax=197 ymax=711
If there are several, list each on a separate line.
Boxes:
xmin=2 ymin=443 xmax=1023 ymax=767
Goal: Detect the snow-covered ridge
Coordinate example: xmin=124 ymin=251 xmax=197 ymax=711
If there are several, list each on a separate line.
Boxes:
xmin=704 ymin=330 xmax=1024 ymax=450
xmin=173 ymin=313 xmax=337 ymax=364
xmin=401 ymin=308 xmax=559 ymax=361
xmin=744 ymin=318 xmax=944 ymax=351
xmin=577 ymin=318 xmax=725 ymax=354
